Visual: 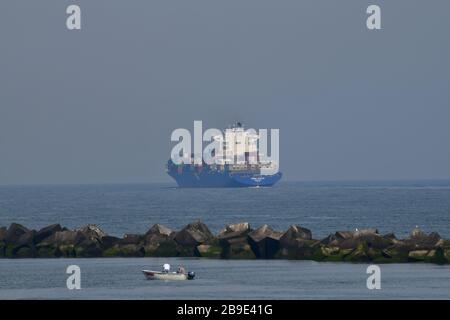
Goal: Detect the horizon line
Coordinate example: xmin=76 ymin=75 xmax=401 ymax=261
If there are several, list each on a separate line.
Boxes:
xmin=1 ymin=178 xmax=450 ymax=188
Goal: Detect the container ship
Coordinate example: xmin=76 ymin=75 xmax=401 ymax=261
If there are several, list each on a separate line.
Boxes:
xmin=167 ymin=123 xmax=282 ymax=187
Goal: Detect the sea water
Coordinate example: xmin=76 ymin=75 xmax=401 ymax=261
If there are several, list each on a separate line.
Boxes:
xmin=1 ymin=181 xmax=450 ymax=299
xmin=0 ymin=258 xmax=449 ymax=299
xmin=1 ymin=181 xmax=449 ymax=238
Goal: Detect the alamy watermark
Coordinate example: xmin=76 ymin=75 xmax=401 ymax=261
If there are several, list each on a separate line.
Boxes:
xmin=66 ymin=265 xmax=81 ymax=290
xmin=366 ymin=265 xmax=381 ymax=290
xmin=170 ymin=121 xmax=280 ymax=175
xmin=65 ymin=4 xmax=381 ymax=31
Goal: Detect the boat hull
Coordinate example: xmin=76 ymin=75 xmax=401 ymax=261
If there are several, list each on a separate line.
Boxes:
xmin=167 ymin=162 xmax=282 ymax=188
xmin=142 ymin=270 xmax=188 ymax=280
xmin=231 ymin=172 xmax=282 ymax=187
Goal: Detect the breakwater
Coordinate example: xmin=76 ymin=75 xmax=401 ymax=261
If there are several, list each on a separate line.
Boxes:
xmin=1 ymin=221 xmax=449 ymax=264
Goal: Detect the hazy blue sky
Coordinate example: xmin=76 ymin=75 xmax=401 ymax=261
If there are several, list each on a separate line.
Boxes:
xmin=1 ymin=0 xmax=449 ymax=184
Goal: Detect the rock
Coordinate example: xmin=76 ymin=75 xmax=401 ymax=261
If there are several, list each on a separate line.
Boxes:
xmin=435 ymin=239 xmax=450 ymax=248
xmin=430 ymin=247 xmax=447 ymax=265
xmin=217 ymin=222 xmax=251 ymax=246
xmin=121 ymin=244 xmax=144 ymax=257
xmin=37 ymin=246 xmax=62 ymax=258
xmin=278 ymin=239 xmax=318 ymax=259
xmin=248 ymin=225 xmax=281 ymax=242
xmin=102 ymin=245 xmax=121 ymax=257
xmin=36 ymin=229 xmax=87 ymax=258
xmin=174 ymin=220 xmax=214 ymax=246
xmin=366 ymin=247 xmax=387 ymax=262
xmin=320 ymin=234 xmax=339 ymax=246
xmin=3 ymin=244 xmax=14 ymax=258
xmin=278 ymin=225 xmax=316 ymax=259
xmin=121 ymin=234 xmax=143 ymax=245
xmin=424 ymin=231 xmax=441 ymax=243
xmin=4 ymin=223 xmax=30 ymax=244
xmin=59 ymin=245 xmax=76 ymax=257
xmin=103 ymin=244 xmax=144 ymax=257
xmin=411 ymin=227 xmax=425 ymax=238
xmin=383 ymin=233 xmax=397 ymax=241
xmin=100 ymin=236 xmax=121 ymax=249
xmin=221 ymin=241 xmax=256 ymax=259
xmin=39 ymin=230 xmax=86 ymax=246
xmin=35 ymin=224 xmax=62 ymax=244
xmin=338 ymin=234 xmax=393 ymax=250
xmin=3 ymin=228 xmax=36 ymax=257
xmin=143 ymin=224 xmax=178 ymax=257
xmin=331 ymin=242 xmax=386 ymax=263
xmin=217 ymin=223 xmax=252 ymax=257
xmin=75 ymin=239 xmax=103 ymax=257
xmin=14 ymin=247 xmax=36 ymax=258
xmin=0 ymin=226 xmax=7 ymax=242
xmin=322 ymin=229 xmax=391 ymax=251
xmin=405 ymin=230 xmax=441 ymax=249
xmin=354 ymin=228 xmax=379 ymax=237
xmin=76 ymin=224 xmax=106 ymax=243
xmin=217 ymin=222 xmax=253 ymax=258
xmin=144 ymin=239 xmax=178 ymax=257
xmin=444 ymin=249 xmax=450 ymax=263
xmin=56 ymin=230 xmax=86 ymax=245
xmin=195 ymin=244 xmax=222 ymax=258
xmin=0 ymin=241 xmax=5 ymax=257
xmin=145 ymin=224 xmax=174 ymax=245
xmin=407 ymin=248 xmax=447 ymax=264
xmin=314 ymin=246 xmax=354 ymax=261
xmin=248 ymin=225 xmax=282 ymax=258
xmin=408 ymin=250 xmax=431 ymax=261
xmin=321 ymin=246 xmax=340 ymax=256
xmin=175 ymin=244 xmax=198 ymax=257
xmin=16 ymin=230 xmax=36 ymax=247
xmin=381 ymin=244 xmax=411 ymax=262
xmin=218 ymin=222 xmax=251 ymax=236
xmin=218 ymin=230 xmax=255 ymax=259
xmin=217 ymin=232 xmax=245 ymax=248
xmin=0 ymin=221 xmax=449 ymax=263
xmin=335 ymin=231 xmax=354 ymax=241
xmin=142 ymin=224 xmax=177 ymax=257
xmin=145 ymin=224 xmax=173 ymax=237
xmin=310 ymin=245 xmax=353 ymax=262
xmin=279 ymin=225 xmax=312 ymax=248
xmin=345 ymin=243 xmax=371 ymax=262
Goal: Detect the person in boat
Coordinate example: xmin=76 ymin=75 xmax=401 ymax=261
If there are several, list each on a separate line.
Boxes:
xmin=163 ymin=263 xmax=171 ymax=273
xmin=177 ymin=266 xmax=186 ymax=274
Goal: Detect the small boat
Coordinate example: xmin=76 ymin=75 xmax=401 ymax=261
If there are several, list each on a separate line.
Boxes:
xmin=142 ymin=270 xmax=195 ymax=281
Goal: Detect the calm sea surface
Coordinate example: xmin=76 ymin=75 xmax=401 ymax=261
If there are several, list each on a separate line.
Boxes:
xmin=0 ymin=258 xmax=449 ymax=299
xmin=0 ymin=181 xmax=450 ymax=299
xmin=1 ymin=181 xmax=449 ymax=238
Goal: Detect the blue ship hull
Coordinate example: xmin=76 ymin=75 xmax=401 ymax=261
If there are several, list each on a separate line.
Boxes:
xmin=167 ymin=162 xmax=282 ymax=188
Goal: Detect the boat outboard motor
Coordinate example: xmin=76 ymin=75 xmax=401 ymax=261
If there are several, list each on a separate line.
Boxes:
xmin=187 ymin=271 xmax=195 ymax=280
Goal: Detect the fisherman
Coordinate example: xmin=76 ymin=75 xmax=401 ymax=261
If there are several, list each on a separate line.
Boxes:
xmin=177 ymin=265 xmax=186 ymax=274
xmin=163 ymin=263 xmax=171 ymax=273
